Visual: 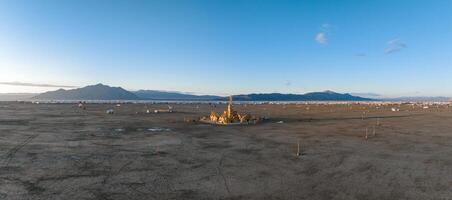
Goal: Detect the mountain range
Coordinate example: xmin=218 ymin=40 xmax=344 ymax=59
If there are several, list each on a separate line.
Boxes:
xmin=226 ymin=91 xmax=370 ymax=101
xmin=27 ymin=83 xmax=372 ymax=101
xmin=134 ymin=90 xmax=220 ymax=100
xmin=0 ymin=83 xmax=444 ymax=102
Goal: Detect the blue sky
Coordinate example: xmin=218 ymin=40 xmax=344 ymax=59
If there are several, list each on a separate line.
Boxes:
xmin=0 ymin=0 xmax=451 ymax=96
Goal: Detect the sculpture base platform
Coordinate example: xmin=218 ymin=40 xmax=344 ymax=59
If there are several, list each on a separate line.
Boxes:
xmin=199 ymin=118 xmax=260 ymax=126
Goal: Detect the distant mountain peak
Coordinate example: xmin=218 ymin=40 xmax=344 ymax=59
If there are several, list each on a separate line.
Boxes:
xmin=33 ymin=83 xmax=138 ymax=100
xmin=323 ymin=90 xmax=336 ymax=94
xmin=89 ymin=83 xmax=109 ymax=87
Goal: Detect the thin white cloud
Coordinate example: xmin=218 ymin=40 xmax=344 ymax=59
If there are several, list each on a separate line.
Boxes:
xmin=321 ymin=23 xmax=331 ymax=31
xmin=350 ymin=93 xmax=382 ymax=98
xmin=315 ymin=23 xmax=333 ymax=45
xmin=0 ymin=82 xmax=76 ymax=88
xmin=285 ymin=80 xmax=292 ymax=87
xmin=355 ymin=53 xmax=366 ymax=57
xmin=315 ymin=32 xmax=328 ymax=44
xmin=385 ymin=38 xmax=407 ymax=54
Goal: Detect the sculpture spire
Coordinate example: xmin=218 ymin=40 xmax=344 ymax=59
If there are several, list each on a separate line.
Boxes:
xmin=227 ymin=95 xmax=233 ymax=118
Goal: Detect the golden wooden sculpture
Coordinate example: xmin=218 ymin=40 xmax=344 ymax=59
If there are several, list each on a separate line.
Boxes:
xmin=201 ymin=96 xmax=260 ymax=125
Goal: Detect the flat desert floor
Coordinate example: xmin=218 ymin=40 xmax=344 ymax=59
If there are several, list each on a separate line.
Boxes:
xmin=1 ymin=102 xmax=452 ymax=200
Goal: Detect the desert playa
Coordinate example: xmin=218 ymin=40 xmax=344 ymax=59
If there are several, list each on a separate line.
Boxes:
xmin=1 ymin=102 xmax=452 ymax=199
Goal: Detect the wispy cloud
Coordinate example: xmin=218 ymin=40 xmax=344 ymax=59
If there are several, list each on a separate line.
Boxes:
xmin=315 ymin=23 xmax=333 ymax=45
xmin=0 ymin=82 xmax=77 ymax=88
xmin=315 ymin=33 xmax=328 ymax=44
xmin=385 ymin=38 xmax=407 ymax=54
xmin=285 ymin=80 xmax=292 ymax=87
xmin=350 ymin=93 xmax=382 ymax=98
xmin=355 ymin=53 xmax=366 ymax=57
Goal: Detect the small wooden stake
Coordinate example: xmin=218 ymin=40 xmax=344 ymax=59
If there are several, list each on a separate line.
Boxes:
xmin=365 ymin=128 xmax=368 ymax=140
xmin=296 ymin=140 xmax=301 ymax=157
xmin=373 ymin=125 xmax=376 ymax=137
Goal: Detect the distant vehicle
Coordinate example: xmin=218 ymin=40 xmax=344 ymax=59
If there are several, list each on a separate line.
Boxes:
xmin=106 ymin=109 xmax=114 ymax=114
xmin=154 ymin=105 xmax=173 ymax=113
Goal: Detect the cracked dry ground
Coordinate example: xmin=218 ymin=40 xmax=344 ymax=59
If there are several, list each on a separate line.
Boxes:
xmin=1 ymin=102 xmax=452 ymax=199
